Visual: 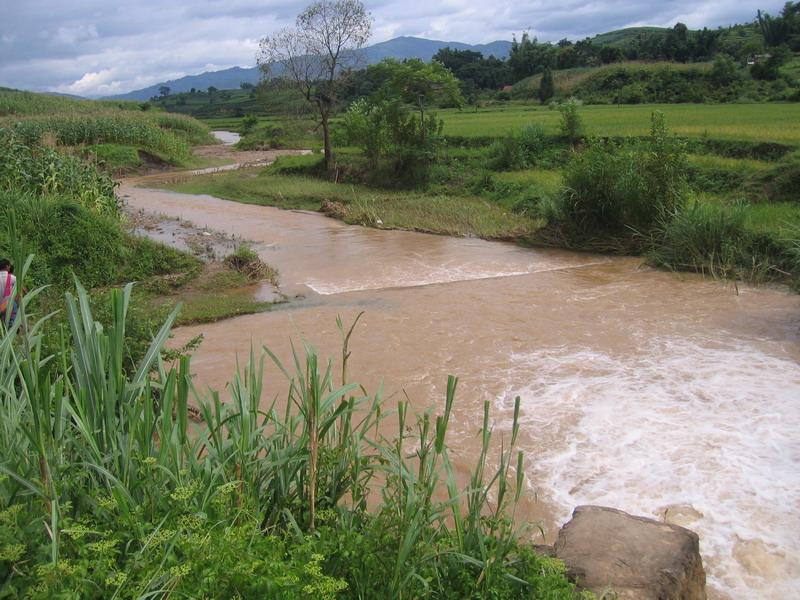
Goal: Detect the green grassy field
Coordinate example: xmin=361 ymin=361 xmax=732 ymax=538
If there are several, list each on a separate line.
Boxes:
xmin=0 ymin=87 xmax=141 ymax=114
xmin=163 ymin=162 xmax=540 ymax=239
xmin=440 ymin=103 xmax=800 ymax=144
xmin=216 ymin=102 xmax=800 ymax=149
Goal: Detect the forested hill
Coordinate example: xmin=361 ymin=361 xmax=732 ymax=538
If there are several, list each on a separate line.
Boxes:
xmin=108 ymin=3 xmax=800 ymax=102
xmin=104 ymin=36 xmax=512 ymax=101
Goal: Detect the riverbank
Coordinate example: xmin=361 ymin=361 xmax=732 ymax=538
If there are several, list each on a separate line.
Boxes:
xmin=158 ymin=143 xmax=799 ymax=290
xmin=2 ymin=109 xmax=591 ymax=600
xmin=118 ymin=137 xmax=314 ymax=326
xmin=160 ymin=164 xmax=539 ymax=240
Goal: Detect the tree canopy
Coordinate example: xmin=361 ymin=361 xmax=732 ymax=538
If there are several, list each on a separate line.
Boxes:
xmin=258 ymin=0 xmax=372 ymax=169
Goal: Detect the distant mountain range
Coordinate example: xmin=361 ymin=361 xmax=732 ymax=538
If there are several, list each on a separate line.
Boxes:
xmin=104 ymin=36 xmax=513 ymax=101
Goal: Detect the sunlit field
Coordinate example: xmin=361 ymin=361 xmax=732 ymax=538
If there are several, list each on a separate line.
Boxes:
xmin=440 ymin=103 xmax=800 ymax=144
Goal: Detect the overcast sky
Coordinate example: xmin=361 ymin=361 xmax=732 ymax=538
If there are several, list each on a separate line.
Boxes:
xmin=0 ymin=0 xmax=784 ymax=97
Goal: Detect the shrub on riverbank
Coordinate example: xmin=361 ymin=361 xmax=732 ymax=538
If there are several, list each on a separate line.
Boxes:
xmin=0 ymin=191 xmax=196 ymax=289
xmin=0 ymin=283 xmax=580 ymax=599
xmin=0 ymin=132 xmax=197 ymax=289
xmin=224 ymin=244 xmax=278 ymax=283
xmin=647 ymin=201 xmax=799 ymax=284
xmin=546 ymin=113 xmax=688 ymax=247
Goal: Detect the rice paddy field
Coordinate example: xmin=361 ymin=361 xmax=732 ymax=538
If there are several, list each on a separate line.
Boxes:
xmin=440 ymin=103 xmax=800 ymax=144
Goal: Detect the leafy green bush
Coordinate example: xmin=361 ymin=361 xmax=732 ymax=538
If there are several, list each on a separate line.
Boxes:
xmin=551 ymin=113 xmax=688 ymax=244
xmin=0 ymin=132 xmax=118 ymax=214
xmin=240 ymin=114 xmax=259 ymax=134
xmin=340 ymin=59 xmax=464 ymax=186
xmin=558 ymin=99 xmax=584 ymax=143
xmin=710 ymin=54 xmax=742 ymax=86
xmin=340 ymin=98 xmax=388 ymax=165
xmin=488 ymin=124 xmax=548 ymax=170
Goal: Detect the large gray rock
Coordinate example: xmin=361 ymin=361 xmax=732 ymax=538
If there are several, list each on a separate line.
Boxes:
xmin=554 ymin=505 xmax=706 ymax=600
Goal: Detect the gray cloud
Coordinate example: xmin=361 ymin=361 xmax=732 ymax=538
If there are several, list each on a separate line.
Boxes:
xmin=0 ymin=0 xmax=784 ymax=97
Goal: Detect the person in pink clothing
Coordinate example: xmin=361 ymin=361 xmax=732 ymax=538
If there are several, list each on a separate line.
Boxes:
xmin=0 ymin=259 xmax=19 ymax=324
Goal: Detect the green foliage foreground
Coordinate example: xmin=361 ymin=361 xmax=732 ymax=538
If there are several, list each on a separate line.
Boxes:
xmin=0 ymin=279 xmax=580 ymax=599
xmin=0 ymin=131 xmax=118 ymax=216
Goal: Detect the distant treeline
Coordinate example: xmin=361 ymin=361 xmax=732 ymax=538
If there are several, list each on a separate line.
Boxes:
xmin=336 ymin=3 xmax=800 ymax=103
xmin=153 ymin=3 xmax=800 ymax=117
xmin=444 ymin=2 xmax=799 ymax=90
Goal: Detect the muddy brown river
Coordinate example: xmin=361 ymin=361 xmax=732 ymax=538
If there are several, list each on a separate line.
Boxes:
xmin=121 ymin=164 xmax=800 ymax=599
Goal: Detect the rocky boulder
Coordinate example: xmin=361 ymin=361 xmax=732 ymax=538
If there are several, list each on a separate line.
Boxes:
xmin=554 ymin=505 xmax=706 ymax=599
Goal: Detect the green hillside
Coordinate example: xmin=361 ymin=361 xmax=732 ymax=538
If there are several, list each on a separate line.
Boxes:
xmin=511 ymin=57 xmax=800 ymax=104
xmin=0 ymin=87 xmax=214 ymax=170
xmin=591 ymin=27 xmax=671 ymax=47
xmin=152 ymin=83 xmax=309 ymax=120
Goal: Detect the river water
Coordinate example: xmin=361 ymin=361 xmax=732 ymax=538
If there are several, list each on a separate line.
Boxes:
xmin=210 ymin=130 xmax=241 ymax=145
xmin=122 ymin=175 xmax=800 ymax=599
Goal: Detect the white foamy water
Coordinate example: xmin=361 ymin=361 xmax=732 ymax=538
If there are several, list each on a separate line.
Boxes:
xmin=496 ymin=338 xmax=800 ymax=599
xmin=305 ymin=260 xmax=611 ymax=295
xmin=211 ymin=130 xmax=241 ymax=145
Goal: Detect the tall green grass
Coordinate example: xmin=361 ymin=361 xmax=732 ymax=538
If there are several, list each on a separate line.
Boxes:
xmin=0 ymin=88 xmax=141 ymax=116
xmin=547 ymin=113 xmax=688 ymax=247
xmin=0 ymin=132 xmax=117 ymax=214
xmin=648 ymin=201 xmax=800 ymax=283
xmin=5 ymin=114 xmax=192 ymax=164
xmin=0 ymin=192 xmax=198 ymax=290
xmin=439 ymin=103 xmax=800 ymax=144
xmin=0 ymin=88 xmax=214 ymax=166
xmin=0 ymin=277 xmax=579 ymax=598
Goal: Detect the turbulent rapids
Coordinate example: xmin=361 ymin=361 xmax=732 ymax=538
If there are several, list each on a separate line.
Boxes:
xmin=122 ymin=148 xmax=800 ymax=600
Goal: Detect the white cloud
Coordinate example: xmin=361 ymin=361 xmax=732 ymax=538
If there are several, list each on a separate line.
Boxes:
xmin=0 ymin=0 xmax=787 ymax=97
xmin=52 ymin=24 xmax=99 ymax=46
